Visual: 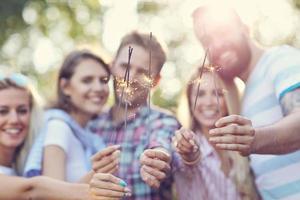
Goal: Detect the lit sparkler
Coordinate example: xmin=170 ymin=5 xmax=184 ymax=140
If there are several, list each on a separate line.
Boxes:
xmin=193 ymin=48 xmax=209 ymax=111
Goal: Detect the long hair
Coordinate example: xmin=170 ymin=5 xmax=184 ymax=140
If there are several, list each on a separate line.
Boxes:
xmin=0 ymin=73 xmax=44 ymax=175
xmin=52 ymin=50 xmax=110 ymax=112
xmin=178 ymin=66 xmax=258 ymax=200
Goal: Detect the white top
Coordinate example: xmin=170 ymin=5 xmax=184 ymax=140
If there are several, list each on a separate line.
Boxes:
xmin=43 ymin=119 xmax=88 ymax=182
xmin=0 ymin=165 xmax=16 ymax=176
xmin=242 ymin=45 xmax=300 ymax=199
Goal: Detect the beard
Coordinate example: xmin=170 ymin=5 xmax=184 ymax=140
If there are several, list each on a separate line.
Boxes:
xmin=213 ymin=42 xmax=251 ymax=80
xmin=113 ymin=78 xmax=148 ymax=109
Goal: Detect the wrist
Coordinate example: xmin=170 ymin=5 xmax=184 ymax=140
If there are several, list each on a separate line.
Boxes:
xmin=181 ymin=150 xmax=201 ymax=166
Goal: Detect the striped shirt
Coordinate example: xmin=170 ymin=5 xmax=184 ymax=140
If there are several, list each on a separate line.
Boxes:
xmin=172 ymin=132 xmax=241 ymax=200
xmin=241 ymin=45 xmax=300 ymax=200
xmin=89 ymin=106 xmax=180 ymax=200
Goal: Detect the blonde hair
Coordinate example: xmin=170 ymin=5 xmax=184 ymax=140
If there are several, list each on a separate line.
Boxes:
xmin=0 ymin=73 xmax=44 ymax=175
xmin=177 ymin=66 xmax=258 ymax=200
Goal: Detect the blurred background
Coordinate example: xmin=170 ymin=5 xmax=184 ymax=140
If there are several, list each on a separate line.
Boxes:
xmin=1 ymin=0 xmax=300 ymax=111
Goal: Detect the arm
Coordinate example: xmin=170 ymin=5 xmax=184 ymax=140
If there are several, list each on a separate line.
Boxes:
xmin=0 ymin=175 xmax=89 ymax=200
xmin=252 ymin=88 xmax=300 ymax=154
xmin=42 ymin=119 xmax=71 ymax=180
xmin=43 ymin=145 xmax=66 ymax=180
xmin=0 ymin=174 xmax=130 ymax=200
xmin=209 ymin=88 xmax=300 ymax=155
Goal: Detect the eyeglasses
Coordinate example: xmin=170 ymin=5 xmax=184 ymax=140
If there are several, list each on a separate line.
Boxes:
xmin=0 ymin=73 xmax=31 ymax=87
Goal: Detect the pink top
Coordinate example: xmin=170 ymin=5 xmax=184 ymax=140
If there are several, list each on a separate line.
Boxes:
xmin=173 ymin=133 xmax=241 ymax=200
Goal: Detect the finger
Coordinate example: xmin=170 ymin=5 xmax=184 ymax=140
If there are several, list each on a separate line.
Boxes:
xmin=144 ymin=149 xmax=170 ymax=162
xmin=91 ymin=145 xmax=121 ymax=161
xmin=209 ymin=124 xmax=254 ymax=136
xmin=209 ymin=135 xmax=253 ymax=145
xmin=140 ymin=167 xmax=160 ymax=188
xmin=140 ymin=156 xmax=170 ymax=172
xmin=180 ymin=128 xmax=195 ymax=142
xmin=95 ymin=159 xmax=119 ymax=173
xmin=176 ymin=134 xmax=194 ymax=150
xmin=176 ymin=143 xmax=194 ymax=154
xmin=92 ymin=156 xmax=117 ymax=172
xmin=90 ymin=187 xmax=129 ymax=198
xmin=215 ymin=143 xmax=249 ymax=153
xmin=93 ymin=173 xmax=125 ymax=186
xmin=215 ymin=115 xmax=252 ymax=127
xmin=106 ymin=166 xmax=118 ymax=174
xmin=176 ymin=129 xmax=198 ymax=149
xmin=90 ymin=195 xmax=121 ymax=200
xmin=90 ymin=178 xmax=126 ymax=192
xmin=142 ymin=165 xmax=166 ymax=181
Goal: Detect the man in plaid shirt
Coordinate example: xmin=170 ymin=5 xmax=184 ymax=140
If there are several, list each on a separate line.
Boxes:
xmin=89 ymin=31 xmax=180 ymax=200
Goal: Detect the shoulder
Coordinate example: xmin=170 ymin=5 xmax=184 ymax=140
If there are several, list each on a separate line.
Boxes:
xmin=150 ymin=106 xmax=179 ymax=120
xmin=149 ymin=106 xmax=181 ymax=128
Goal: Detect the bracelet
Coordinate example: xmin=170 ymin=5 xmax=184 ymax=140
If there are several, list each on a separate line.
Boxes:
xmin=182 ymin=152 xmax=201 ymax=166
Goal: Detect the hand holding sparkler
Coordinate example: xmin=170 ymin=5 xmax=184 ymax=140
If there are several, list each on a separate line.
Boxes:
xmin=140 ymin=148 xmax=171 ymax=188
xmin=173 ymin=128 xmax=200 ymax=165
xmin=89 ymin=173 xmax=131 ymax=199
xmin=209 ymin=115 xmax=255 ymax=156
xmin=91 ymin=145 xmax=121 ymax=174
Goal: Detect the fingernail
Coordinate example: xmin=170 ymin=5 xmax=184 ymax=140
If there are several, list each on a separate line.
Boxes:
xmin=189 ymin=139 xmax=195 ymax=145
xmin=124 ymin=192 xmax=132 ymax=197
xmin=124 ymin=187 xmax=131 ymax=193
xmin=119 ymin=180 xmax=127 ymax=187
xmin=193 ymin=146 xmax=198 ymax=153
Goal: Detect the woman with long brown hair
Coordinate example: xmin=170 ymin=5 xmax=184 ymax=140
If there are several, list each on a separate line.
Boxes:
xmin=173 ymin=66 xmax=258 ymax=200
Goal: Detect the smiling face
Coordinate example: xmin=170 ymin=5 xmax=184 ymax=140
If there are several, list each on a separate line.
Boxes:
xmin=62 ymin=58 xmax=110 ymax=117
xmin=112 ymin=44 xmax=160 ymax=108
xmin=0 ymin=87 xmax=31 ymax=151
xmin=193 ymin=6 xmax=251 ymax=80
xmin=189 ymin=73 xmax=227 ymax=131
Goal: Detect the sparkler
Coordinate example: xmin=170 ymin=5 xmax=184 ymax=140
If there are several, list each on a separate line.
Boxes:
xmin=148 ymin=32 xmax=152 ymax=116
xmin=193 ymin=48 xmax=209 ymax=111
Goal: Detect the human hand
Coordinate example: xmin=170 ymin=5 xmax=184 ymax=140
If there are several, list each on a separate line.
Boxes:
xmin=172 ymin=128 xmax=200 ymax=163
xmin=209 ymin=115 xmax=255 ymax=156
xmin=91 ymin=145 xmax=121 ymax=174
xmin=140 ymin=148 xmax=171 ymax=188
xmin=89 ymin=173 xmax=131 ymax=200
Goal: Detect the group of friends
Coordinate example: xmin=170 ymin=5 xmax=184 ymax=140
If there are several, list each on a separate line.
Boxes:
xmin=1 ymin=4 xmax=300 ymax=200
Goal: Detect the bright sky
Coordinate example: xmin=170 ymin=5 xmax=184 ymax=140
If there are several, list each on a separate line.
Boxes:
xmin=3 ymin=0 xmax=299 ymax=100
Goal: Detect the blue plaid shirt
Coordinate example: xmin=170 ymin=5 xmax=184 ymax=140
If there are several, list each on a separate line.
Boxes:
xmin=89 ymin=106 xmax=180 ymax=200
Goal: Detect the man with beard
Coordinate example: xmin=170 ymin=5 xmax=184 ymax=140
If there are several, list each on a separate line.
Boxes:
xmin=192 ymin=4 xmax=300 ymax=199
xmin=89 ymin=31 xmax=180 ymax=200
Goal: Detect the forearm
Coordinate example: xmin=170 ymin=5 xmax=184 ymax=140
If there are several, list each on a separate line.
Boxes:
xmin=253 ymin=111 xmax=300 ymax=154
xmin=29 ymin=176 xmax=90 ymax=200
xmin=0 ymin=175 xmax=90 ymax=200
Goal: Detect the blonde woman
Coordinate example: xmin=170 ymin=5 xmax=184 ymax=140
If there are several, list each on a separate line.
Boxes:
xmin=0 ymin=72 xmax=130 ymax=199
xmin=173 ymin=66 xmax=259 ymax=200
xmin=0 ymin=72 xmax=43 ymax=176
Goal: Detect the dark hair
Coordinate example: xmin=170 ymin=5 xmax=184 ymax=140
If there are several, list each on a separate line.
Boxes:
xmin=116 ymin=31 xmax=166 ymax=75
xmin=53 ymin=50 xmax=110 ymax=112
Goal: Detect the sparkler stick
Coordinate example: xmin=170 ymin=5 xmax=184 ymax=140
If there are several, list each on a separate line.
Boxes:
xmin=117 ymin=46 xmax=133 ymax=109
xmin=123 ymin=47 xmax=133 ymax=130
xmin=193 ymin=48 xmax=209 ymax=111
xmin=148 ymin=32 xmax=152 ymax=115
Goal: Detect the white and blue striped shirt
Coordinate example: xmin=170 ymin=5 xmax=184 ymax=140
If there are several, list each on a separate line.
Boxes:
xmin=241 ymin=45 xmax=300 ymax=200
